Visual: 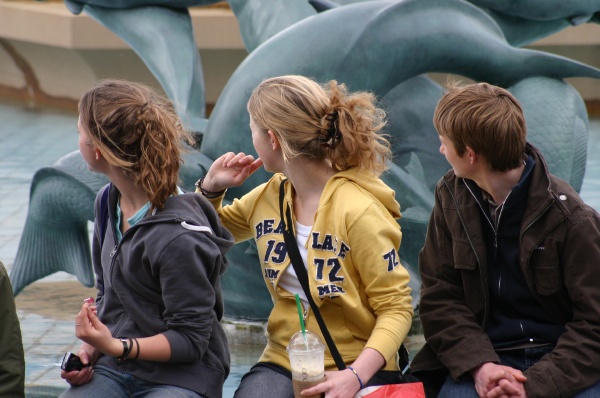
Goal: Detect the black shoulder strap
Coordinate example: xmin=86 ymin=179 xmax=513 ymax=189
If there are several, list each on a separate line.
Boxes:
xmin=98 ymin=183 xmax=111 ymax=247
xmin=278 ymin=180 xmax=346 ymax=370
xmin=278 ymin=179 xmax=411 ymax=374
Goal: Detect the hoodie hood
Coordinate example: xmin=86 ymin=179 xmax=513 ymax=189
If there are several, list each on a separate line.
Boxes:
xmin=135 ymin=192 xmax=235 ymax=263
xmin=323 ymin=168 xmax=401 ymax=219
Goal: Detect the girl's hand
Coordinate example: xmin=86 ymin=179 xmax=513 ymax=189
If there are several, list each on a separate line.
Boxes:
xmin=202 ymin=152 xmax=263 ymax=192
xmin=61 ymin=364 xmax=94 ymax=386
xmin=75 ymin=303 xmax=122 ymax=357
xmin=302 ymin=349 xmax=385 ymax=398
xmin=84 ymin=297 xmax=97 ymax=316
xmin=60 ymin=344 xmax=96 ymax=386
xmin=301 ymin=368 xmax=362 ymax=398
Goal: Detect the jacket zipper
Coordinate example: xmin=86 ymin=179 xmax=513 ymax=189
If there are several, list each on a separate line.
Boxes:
xmin=107 ymin=220 xmax=120 ymax=279
xmin=464 ymin=183 xmax=513 ymax=252
xmin=107 ymin=217 xmax=184 ymax=286
xmin=464 ymin=184 xmax=514 ymax=296
xmin=444 ymin=179 xmax=489 ymax=326
xmin=104 ymin=216 xmax=194 ymax=341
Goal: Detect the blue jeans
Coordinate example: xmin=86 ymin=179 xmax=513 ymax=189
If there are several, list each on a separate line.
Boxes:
xmin=234 ymin=363 xmax=295 ymax=398
xmin=59 ymin=365 xmax=204 ymax=398
xmin=438 ymin=346 xmax=600 ymax=398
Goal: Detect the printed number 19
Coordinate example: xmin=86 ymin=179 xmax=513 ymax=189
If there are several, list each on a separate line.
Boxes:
xmin=263 ymin=240 xmax=287 ymax=263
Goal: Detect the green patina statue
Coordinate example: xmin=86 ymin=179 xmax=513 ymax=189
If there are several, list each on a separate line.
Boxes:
xmin=10 ymin=0 xmax=600 ymax=320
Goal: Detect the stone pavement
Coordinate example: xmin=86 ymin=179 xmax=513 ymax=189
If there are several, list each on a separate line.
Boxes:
xmin=0 ymin=100 xmax=80 ymax=396
xmin=3 ymin=98 xmax=600 ymax=397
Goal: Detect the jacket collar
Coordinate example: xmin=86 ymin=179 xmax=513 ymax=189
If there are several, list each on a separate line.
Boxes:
xmin=524 ymin=143 xmax=555 ymax=219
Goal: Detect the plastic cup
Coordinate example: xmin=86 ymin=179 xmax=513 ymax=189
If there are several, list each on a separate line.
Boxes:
xmin=287 ymin=330 xmax=326 ymax=398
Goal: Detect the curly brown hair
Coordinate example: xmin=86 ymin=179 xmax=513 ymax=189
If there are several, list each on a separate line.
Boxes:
xmin=79 ymin=79 xmax=194 ymax=210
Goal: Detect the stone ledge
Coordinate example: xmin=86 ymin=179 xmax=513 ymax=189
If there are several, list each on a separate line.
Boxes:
xmin=534 ymin=23 xmax=600 ymax=46
xmin=222 ymin=318 xmax=268 ymax=346
xmin=0 ymin=0 xmax=244 ymax=49
xmin=4 ymin=1 xmax=600 ymax=49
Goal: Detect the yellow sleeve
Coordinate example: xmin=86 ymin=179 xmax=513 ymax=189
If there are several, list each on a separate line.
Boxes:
xmin=196 ymin=176 xmax=282 ymax=243
xmin=348 ymin=202 xmax=413 ymax=362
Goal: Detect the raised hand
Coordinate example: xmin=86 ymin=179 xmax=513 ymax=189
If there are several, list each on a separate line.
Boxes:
xmin=202 ymin=152 xmax=263 ymax=192
xmin=74 ymin=302 xmax=122 ymax=358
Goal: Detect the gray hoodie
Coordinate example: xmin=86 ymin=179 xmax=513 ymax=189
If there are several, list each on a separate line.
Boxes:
xmin=92 ymin=186 xmax=234 ymax=398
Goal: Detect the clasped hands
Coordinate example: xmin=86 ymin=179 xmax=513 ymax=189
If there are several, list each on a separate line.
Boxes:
xmin=473 ymin=362 xmax=528 ymax=398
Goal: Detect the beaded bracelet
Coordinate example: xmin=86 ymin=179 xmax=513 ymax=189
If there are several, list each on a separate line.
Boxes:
xmin=347 ymin=366 xmax=364 ymax=389
xmin=195 ymin=177 xmax=226 ymax=199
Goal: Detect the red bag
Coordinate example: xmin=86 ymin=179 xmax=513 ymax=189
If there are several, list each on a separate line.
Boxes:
xmin=356 ymin=382 xmax=426 ymax=398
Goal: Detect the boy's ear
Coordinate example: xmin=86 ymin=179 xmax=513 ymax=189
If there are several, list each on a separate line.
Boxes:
xmin=466 ymin=146 xmax=477 ymax=164
xmin=95 ymin=148 xmax=103 ymax=160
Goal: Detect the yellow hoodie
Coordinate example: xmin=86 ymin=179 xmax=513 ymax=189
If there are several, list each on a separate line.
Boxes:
xmin=207 ymin=168 xmax=413 ymax=371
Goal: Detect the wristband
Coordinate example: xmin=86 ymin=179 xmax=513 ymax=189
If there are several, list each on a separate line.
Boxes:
xmin=131 ymin=338 xmax=140 ymax=360
xmin=117 ymin=337 xmax=133 ymax=361
xmin=195 ymin=177 xmax=226 ymax=199
xmin=347 ymin=366 xmax=364 ymax=389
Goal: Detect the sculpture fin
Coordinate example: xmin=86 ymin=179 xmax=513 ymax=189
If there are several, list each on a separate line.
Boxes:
xmin=229 ymin=0 xmax=316 ymax=52
xmin=309 ymin=0 xmax=340 ymax=13
xmin=82 ymin=4 xmax=206 ymax=131
xmin=11 ymin=152 xmax=108 ymax=295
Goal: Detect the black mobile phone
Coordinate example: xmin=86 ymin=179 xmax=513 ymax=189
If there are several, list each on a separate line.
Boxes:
xmin=61 ymin=352 xmax=88 ymax=371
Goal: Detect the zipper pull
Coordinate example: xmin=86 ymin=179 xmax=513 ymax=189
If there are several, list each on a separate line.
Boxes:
xmin=110 ymin=245 xmax=117 ymax=257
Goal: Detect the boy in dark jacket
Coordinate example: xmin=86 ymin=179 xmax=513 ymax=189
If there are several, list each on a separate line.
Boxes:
xmin=411 ymin=82 xmax=600 ymax=398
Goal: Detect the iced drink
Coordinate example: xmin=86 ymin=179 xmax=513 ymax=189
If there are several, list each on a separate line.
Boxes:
xmin=287 ymin=330 xmax=326 ymax=398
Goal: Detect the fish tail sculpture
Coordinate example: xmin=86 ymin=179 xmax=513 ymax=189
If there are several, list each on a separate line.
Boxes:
xmin=10 ymin=151 xmax=108 ymax=294
xmin=510 ymin=76 xmax=590 ymax=192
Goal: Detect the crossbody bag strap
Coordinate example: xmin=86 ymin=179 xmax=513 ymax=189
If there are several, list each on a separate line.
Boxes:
xmin=278 ymin=180 xmax=412 ymax=376
xmin=278 ymin=180 xmax=346 ymax=370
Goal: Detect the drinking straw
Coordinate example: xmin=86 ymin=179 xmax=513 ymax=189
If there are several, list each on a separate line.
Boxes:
xmin=295 ymin=294 xmax=308 ymax=347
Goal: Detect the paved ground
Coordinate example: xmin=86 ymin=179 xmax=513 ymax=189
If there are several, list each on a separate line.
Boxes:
xmin=0 ymin=100 xmax=80 ymax=396
xmin=3 ymin=99 xmax=599 ymax=397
